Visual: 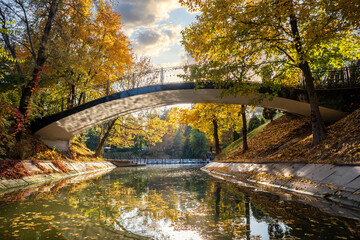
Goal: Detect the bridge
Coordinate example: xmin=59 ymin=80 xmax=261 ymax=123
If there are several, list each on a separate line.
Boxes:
xmin=31 ymin=66 xmax=360 ymax=151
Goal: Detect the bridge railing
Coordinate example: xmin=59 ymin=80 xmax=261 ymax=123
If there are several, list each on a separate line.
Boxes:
xmin=300 ymin=66 xmax=360 ymax=89
xmin=40 ymin=66 xmax=186 ymax=116
xmin=40 ymin=65 xmax=360 ymax=116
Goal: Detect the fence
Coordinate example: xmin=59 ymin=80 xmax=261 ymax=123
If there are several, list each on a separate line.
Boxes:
xmin=301 ymin=66 xmax=360 ymax=89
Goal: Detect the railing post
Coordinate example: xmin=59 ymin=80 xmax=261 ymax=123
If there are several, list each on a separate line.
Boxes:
xmin=132 ymin=73 xmax=135 ymax=89
xmin=160 ymin=67 xmax=164 ymax=85
xmin=106 ymin=80 xmax=109 ymax=95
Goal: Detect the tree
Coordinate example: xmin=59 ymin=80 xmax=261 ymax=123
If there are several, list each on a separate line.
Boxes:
xmin=336 ymin=0 xmax=360 ymax=28
xmin=172 ymin=130 xmax=183 ymax=158
xmin=241 ymin=105 xmax=248 ymax=153
xmin=120 ymin=55 xmax=158 ymax=90
xmin=90 ymin=54 xmax=159 ymax=157
xmin=93 ymin=109 xmax=172 ymax=158
xmin=95 ymin=119 xmax=116 ymax=157
xmin=43 ymin=0 xmax=132 ymax=110
xmin=0 ymin=0 xmax=60 ymax=121
xmin=180 ymin=0 xmax=360 ymax=145
xmin=248 ymin=116 xmax=262 ymax=132
xmin=262 ymin=108 xmax=277 ymax=122
xmin=0 ymin=0 xmax=133 ymax=120
xmin=0 ymin=24 xmax=23 ymax=155
xmin=182 ymin=125 xmax=193 ymax=158
xmin=189 ymin=129 xmax=208 ymax=159
xmin=170 ymin=104 xmax=244 ymax=155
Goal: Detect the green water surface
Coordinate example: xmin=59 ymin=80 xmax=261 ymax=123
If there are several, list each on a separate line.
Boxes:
xmin=0 ymin=165 xmax=359 ymax=239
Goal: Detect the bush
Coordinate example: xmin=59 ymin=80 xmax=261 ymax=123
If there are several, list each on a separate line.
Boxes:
xmin=0 ymin=102 xmax=18 ymax=156
xmin=248 ymin=116 xmax=262 ymax=132
xmin=262 ymin=108 xmax=277 ymax=122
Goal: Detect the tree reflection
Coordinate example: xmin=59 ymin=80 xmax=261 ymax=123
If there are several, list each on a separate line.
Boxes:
xmin=245 ymin=195 xmax=250 ymax=240
xmin=214 ymin=182 xmax=221 ymax=224
xmin=268 ymin=220 xmax=284 ymax=239
xmin=0 ymin=167 xmax=359 ymax=240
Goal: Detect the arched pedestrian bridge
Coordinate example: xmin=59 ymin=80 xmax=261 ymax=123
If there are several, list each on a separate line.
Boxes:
xmin=31 ymin=81 xmax=359 ymax=151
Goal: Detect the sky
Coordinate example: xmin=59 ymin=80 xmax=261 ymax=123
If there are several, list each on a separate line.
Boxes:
xmin=113 ymin=0 xmax=197 ymax=67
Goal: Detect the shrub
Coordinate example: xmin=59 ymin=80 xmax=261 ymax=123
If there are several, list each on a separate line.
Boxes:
xmin=262 ymin=108 xmax=277 ymax=122
xmin=248 ymin=116 xmax=262 ymax=132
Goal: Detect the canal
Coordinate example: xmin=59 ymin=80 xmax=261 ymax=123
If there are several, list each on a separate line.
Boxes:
xmin=0 ymin=165 xmax=359 ymax=239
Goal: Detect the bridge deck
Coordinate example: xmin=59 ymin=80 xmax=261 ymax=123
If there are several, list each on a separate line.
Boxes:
xmin=31 ymin=82 xmax=354 ymax=150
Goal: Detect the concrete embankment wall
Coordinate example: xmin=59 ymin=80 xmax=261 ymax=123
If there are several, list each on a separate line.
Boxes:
xmin=202 ymin=162 xmax=360 ymax=207
xmin=0 ymin=161 xmax=116 ymax=190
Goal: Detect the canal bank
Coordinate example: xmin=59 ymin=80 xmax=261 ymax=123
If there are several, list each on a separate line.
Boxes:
xmin=0 ymin=160 xmax=116 ymax=190
xmin=202 ymin=162 xmax=360 ymax=208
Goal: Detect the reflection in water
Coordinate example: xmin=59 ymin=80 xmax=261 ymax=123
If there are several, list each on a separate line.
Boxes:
xmin=268 ymin=220 xmax=284 ymax=239
xmin=0 ymin=165 xmax=359 ymax=239
xmin=245 ymin=195 xmax=250 ymax=240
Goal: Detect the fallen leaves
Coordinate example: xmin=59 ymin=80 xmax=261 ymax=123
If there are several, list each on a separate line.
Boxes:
xmin=218 ymin=110 xmax=360 ymax=164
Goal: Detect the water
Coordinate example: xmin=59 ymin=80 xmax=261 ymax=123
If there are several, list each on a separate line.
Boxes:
xmin=0 ymin=165 xmax=359 ymax=239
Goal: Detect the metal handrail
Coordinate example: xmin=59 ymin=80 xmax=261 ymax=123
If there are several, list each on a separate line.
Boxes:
xmin=38 ymin=65 xmax=360 ymax=116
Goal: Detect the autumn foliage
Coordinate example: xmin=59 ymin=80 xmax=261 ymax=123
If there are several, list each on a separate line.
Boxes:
xmin=0 ymin=160 xmax=31 ymax=179
xmin=180 ymin=0 xmax=360 ymax=144
xmin=218 ymin=109 xmax=360 ymax=164
xmin=52 ymin=160 xmax=69 ymax=173
xmin=0 ymin=0 xmax=133 ymax=158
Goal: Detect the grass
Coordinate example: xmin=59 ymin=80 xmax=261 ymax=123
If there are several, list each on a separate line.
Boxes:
xmin=216 ymin=122 xmax=269 ymax=161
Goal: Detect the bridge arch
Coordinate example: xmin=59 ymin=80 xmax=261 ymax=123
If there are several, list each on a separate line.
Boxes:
xmin=31 ymin=82 xmax=347 ymax=150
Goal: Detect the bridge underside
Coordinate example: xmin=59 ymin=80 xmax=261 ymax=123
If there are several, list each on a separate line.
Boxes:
xmin=32 ymin=84 xmax=348 ymax=151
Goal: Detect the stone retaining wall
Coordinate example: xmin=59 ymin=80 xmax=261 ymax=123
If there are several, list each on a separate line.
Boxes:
xmin=202 ymin=162 xmax=360 ymax=207
xmin=0 ymin=161 xmax=116 ymax=190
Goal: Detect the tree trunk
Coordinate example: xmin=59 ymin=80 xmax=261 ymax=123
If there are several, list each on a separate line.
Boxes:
xmin=78 ymin=92 xmax=85 ymax=105
xmin=212 ymin=119 xmax=221 ymax=155
xmin=300 ymin=62 xmax=327 ymax=144
xmin=18 ymin=0 xmax=59 ymax=117
xmin=68 ymin=84 xmax=76 ymax=109
xmin=289 ymin=9 xmax=327 ymax=145
xmin=95 ymin=119 xmax=117 ymax=158
xmin=241 ymin=105 xmax=248 ymax=153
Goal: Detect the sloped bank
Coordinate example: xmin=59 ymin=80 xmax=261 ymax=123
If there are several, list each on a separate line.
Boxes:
xmin=202 ymin=162 xmax=360 ymax=207
xmin=0 ymin=160 xmax=116 ymax=190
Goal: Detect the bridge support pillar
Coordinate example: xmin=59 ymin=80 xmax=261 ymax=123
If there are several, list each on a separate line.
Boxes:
xmin=40 ymin=138 xmax=71 ymax=151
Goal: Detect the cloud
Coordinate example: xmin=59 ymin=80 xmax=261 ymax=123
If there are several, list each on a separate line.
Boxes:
xmin=132 ymin=24 xmax=182 ymax=56
xmin=137 ymin=30 xmax=161 ymax=45
xmin=179 ymin=51 xmax=195 ymax=64
xmin=115 ymin=0 xmax=181 ymax=27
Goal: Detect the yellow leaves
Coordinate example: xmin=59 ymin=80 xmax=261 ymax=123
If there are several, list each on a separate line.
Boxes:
xmin=44 ymin=0 xmax=132 ymax=102
xmin=107 ymin=110 xmax=172 ymax=148
xmin=182 ymin=0 xmax=360 ymax=95
xmin=169 ymin=103 xmax=243 ymax=143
